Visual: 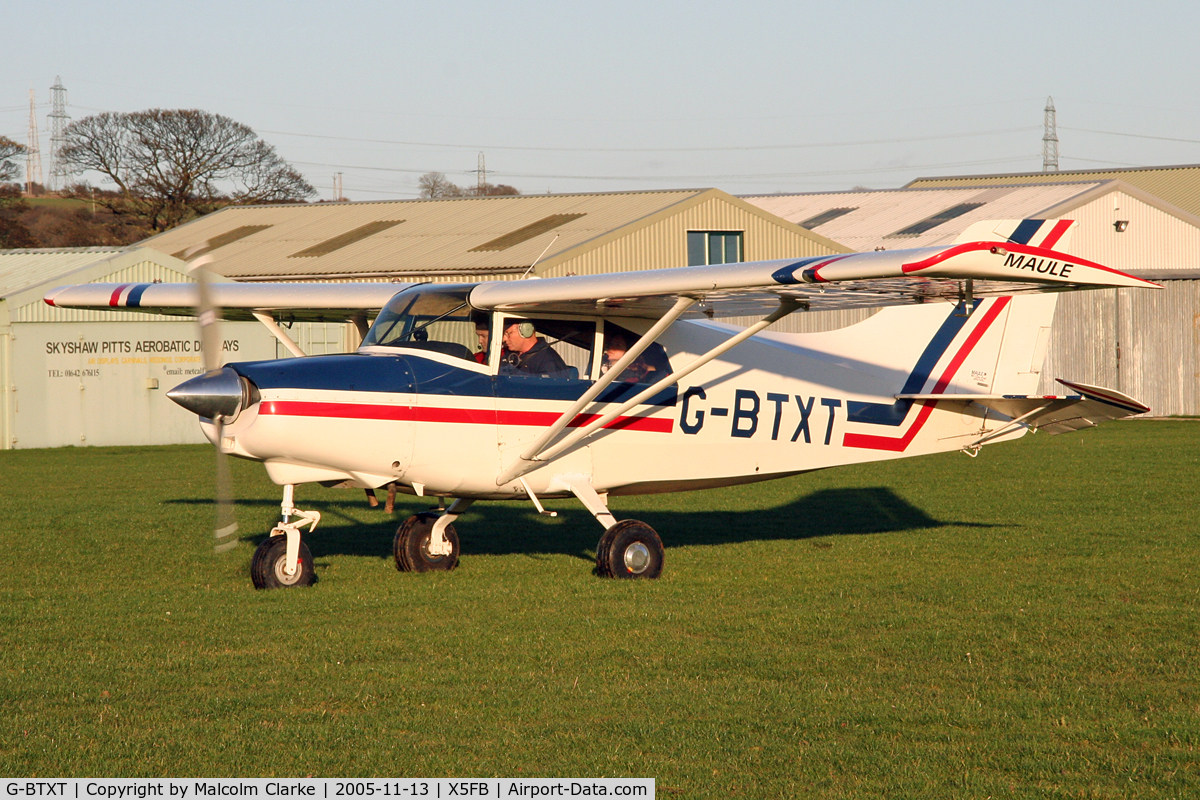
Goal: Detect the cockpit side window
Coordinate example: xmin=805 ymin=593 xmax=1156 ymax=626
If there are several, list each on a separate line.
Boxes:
xmin=496 ymin=317 xmax=595 ymax=381
xmin=362 ymin=286 xmax=478 ymax=362
xmin=601 ymin=322 xmax=673 ymax=385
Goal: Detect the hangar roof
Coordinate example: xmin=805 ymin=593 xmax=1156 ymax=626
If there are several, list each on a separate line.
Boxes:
xmin=0 ymin=247 xmax=194 ymax=324
xmin=742 ymin=182 xmax=1109 ymax=251
xmin=136 ymin=189 xmax=838 ymax=281
xmin=905 ymin=164 xmax=1200 ymax=219
xmin=0 ymin=247 xmax=124 ymax=300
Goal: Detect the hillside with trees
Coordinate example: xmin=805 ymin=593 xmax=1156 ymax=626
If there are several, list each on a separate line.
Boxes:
xmin=0 ymin=110 xmax=313 ymax=248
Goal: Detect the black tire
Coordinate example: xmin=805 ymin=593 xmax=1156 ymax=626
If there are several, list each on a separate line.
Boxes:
xmin=596 ymin=519 xmax=663 ymax=579
xmin=596 ymin=525 xmax=617 ymax=572
xmin=394 ymin=513 xmax=460 ymax=573
xmin=250 ymin=536 xmax=316 ymax=589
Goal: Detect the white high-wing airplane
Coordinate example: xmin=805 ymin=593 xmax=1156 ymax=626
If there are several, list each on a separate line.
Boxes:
xmin=45 ymin=219 xmax=1157 ymax=588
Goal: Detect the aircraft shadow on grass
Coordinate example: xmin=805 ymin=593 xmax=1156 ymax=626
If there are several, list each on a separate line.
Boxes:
xmin=169 ymin=486 xmax=997 ymax=564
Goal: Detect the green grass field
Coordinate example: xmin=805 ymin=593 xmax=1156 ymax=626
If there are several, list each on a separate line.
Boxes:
xmin=2 ymin=422 xmax=1197 ymax=797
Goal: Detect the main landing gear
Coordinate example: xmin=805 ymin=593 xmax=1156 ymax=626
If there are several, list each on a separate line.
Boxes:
xmin=250 ymin=481 xmax=663 ymax=586
xmin=251 ymin=484 xmax=321 ymax=590
xmin=394 ymin=499 xmax=470 ymax=573
xmin=596 ymin=519 xmax=664 ymax=579
xmin=545 ymin=475 xmax=664 ymax=579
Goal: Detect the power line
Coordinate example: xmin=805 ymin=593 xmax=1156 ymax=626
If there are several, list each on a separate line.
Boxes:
xmin=295 ymin=154 xmax=1034 ymax=183
xmin=1060 ymin=126 xmax=1200 ymax=145
xmin=261 ymin=126 xmax=1039 ymax=154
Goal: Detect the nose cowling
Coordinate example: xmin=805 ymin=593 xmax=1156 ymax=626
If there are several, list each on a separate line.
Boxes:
xmin=167 ymin=367 xmax=258 ymax=421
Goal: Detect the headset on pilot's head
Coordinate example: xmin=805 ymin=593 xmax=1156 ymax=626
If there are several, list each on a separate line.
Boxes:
xmin=506 ymin=320 xmax=536 ymax=338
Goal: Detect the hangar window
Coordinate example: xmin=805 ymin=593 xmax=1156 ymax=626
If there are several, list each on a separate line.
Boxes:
xmin=886 ymin=202 xmax=984 ymax=237
xmin=687 ymin=231 xmax=742 ymax=266
xmin=799 ymin=207 xmax=857 ymax=230
xmin=470 ymin=213 xmax=586 ymax=252
xmin=291 ymin=220 xmax=405 ymax=257
xmin=171 ymin=225 xmax=273 ymax=259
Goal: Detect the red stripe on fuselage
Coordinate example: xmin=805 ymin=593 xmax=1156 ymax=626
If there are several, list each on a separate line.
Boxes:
xmin=259 ymin=400 xmax=674 ymax=433
xmin=842 ymin=297 xmax=1011 ymax=452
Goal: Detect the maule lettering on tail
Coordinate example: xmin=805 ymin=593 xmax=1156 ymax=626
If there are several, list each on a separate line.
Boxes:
xmin=1004 ymin=252 xmax=1074 ymax=278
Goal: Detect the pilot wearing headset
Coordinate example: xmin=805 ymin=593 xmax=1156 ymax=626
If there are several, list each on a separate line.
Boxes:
xmin=499 ymin=319 xmax=571 ymax=378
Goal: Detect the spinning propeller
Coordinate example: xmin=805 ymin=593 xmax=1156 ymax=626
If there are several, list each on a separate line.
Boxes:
xmin=178 ymin=244 xmax=239 ymax=553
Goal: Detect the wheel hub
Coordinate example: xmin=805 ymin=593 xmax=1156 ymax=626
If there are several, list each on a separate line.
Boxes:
xmin=623 ymin=542 xmax=651 ymax=574
xmin=274 ymin=557 xmax=302 ymax=585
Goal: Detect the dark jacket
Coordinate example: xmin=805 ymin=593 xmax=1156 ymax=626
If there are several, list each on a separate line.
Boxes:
xmin=501 ymin=338 xmax=571 ymax=378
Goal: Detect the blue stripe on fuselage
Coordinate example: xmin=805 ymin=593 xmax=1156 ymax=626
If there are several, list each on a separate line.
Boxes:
xmin=845 ymin=301 xmax=977 ymax=426
xmin=229 ymin=352 xmax=677 ymax=406
xmin=232 ymin=353 xmax=419 ymax=394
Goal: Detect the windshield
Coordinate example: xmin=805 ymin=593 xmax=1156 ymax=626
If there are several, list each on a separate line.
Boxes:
xmin=362 ymin=285 xmax=480 ymax=363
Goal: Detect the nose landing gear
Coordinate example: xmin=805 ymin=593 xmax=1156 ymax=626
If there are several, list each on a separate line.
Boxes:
xmin=251 ymin=484 xmax=321 ymax=590
xmin=251 ymin=536 xmax=315 ymax=588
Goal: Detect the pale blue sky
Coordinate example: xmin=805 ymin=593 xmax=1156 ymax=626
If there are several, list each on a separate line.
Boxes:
xmin=4 ymin=0 xmax=1199 ymax=201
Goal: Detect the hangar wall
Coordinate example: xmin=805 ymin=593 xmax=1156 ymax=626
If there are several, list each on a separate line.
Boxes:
xmin=0 ymin=248 xmax=279 ymax=450
xmin=6 ymin=319 xmax=276 ymax=448
xmin=1040 ymin=281 xmax=1200 ymax=416
xmin=540 ymin=194 xmax=847 ymax=279
xmin=1044 ymin=190 xmax=1200 ymax=273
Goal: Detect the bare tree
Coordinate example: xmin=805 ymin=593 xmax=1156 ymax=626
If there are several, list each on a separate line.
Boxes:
xmin=472 ymin=183 xmax=520 ymax=197
xmin=59 ymin=109 xmax=315 ymax=233
xmin=0 ymin=136 xmax=26 ymax=183
xmin=418 ymin=171 xmax=464 ymax=198
xmin=419 ymin=172 xmax=523 ymax=199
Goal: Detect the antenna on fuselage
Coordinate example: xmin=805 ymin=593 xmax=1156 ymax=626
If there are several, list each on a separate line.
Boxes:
xmin=520 ymin=234 xmax=560 ymax=279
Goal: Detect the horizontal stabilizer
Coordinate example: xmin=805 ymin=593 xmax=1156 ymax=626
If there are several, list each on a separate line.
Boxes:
xmin=899 ymin=379 xmax=1149 ymax=439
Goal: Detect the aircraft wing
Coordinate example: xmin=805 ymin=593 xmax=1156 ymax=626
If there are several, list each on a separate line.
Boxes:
xmin=43 ymin=282 xmax=406 ymax=322
xmin=469 ymin=241 xmax=1159 ymax=319
xmin=45 ymin=238 xmax=1157 ymax=323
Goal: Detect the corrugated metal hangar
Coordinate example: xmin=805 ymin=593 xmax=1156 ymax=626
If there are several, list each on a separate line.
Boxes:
xmin=137 ymin=188 xmax=847 ymax=282
xmin=744 ymin=177 xmax=1200 ymax=415
xmin=0 ymin=247 xmax=276 ymax=449
xmin=905 ymin=163 xmax=1200 ymax=219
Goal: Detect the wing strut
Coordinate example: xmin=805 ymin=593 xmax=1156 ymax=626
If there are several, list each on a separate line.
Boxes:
xmin=251 ymin=310 xmax=307 ymax=358
xmin=496 ymin=296 xmax=802 ymax=486
xmin=497 ymin=296 xmax=696 ymax=485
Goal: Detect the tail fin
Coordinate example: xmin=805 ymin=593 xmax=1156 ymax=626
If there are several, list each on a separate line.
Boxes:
xmin=955 ymin=218 xmax=1075 ymax=251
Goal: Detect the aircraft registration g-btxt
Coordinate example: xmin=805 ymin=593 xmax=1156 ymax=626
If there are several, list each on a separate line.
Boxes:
xmin=45 ymin=219 xmax=1159 ymax=588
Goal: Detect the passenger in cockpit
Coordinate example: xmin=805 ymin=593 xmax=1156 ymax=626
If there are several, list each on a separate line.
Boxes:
xmin=499 ymin=320 xmax=570 ymax=377
xmin=601 ymin=331 xmax=670 ymax=384
xmin=474 ymin=317 xmax=490 ymax=365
